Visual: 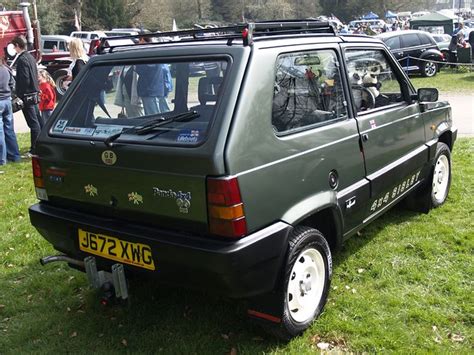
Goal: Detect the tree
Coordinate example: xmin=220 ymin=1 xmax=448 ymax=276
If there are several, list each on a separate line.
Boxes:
xmin=81 ymin=0 xmax=141 ymax=30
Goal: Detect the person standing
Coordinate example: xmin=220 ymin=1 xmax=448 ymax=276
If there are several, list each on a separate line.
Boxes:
xmin=38 ymin=69 xmax=56 ymax=122
xmin=11 ymin=35 xmax=43 ymax=156
xmin=0 ymin=57 xmax=21 ymax=166
xmin=67 ymin=38 xmax=89 ymax=81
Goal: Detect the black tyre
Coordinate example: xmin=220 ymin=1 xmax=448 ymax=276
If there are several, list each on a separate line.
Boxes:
xmin=52 ymin=69 xmax=70 ymax=99
xmin=421 ymin=60 xmax=438 ymax=77
xmin=268 ymin=226 xmax=332 ymax=339
xmin=430 ymin=143 xmax=451 ymax=207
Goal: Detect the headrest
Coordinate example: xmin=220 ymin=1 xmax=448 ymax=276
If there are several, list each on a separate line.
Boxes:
xmin=198 ymin=76 xmax=223 ymax=105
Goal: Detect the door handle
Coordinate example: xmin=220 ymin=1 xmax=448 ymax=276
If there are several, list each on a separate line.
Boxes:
xmin=362 ymin=134 xmax=369 ymax=142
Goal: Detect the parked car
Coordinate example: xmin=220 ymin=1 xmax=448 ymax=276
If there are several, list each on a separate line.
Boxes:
xmin=377 ymin=30 xmax=445 ymax=77
xmin=104 ymin=28 xmax=143 ymax=37
xmin=70 ymin=30 xmax=107 ymax=41
xmin=431 ymin=33 xmax=452 ymax=57
xmin=30 ymin=21 xmax=457 ymax=340
xmin=41 ymin=35 xmax=70 ymax=53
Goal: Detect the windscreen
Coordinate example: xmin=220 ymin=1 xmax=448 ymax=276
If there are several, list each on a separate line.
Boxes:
xmin=51 ymin=59 xmax=228 ymax=146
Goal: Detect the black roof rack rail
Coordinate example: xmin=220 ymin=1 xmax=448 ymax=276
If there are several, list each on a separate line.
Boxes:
xmin=96 ymin=20 xmax=336 ymax=54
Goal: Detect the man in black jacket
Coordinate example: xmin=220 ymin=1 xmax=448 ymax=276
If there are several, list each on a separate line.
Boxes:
xmin=11 ymin=35 xmax=44 ymax=155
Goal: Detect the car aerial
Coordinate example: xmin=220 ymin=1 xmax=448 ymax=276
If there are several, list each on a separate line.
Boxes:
xmin=29 ymin=21 xmax=457 ymax=339
xmin=376 ymin=30 xmax=445 ymax=77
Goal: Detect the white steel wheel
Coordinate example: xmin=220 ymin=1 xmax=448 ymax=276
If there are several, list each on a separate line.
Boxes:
xmin=432 ymin=154 xmax=450 ymax=204
xmin=267 ymin=226 xmax=332 ymax=340
xmin=287 ymin=248 xmax=326 ymax=323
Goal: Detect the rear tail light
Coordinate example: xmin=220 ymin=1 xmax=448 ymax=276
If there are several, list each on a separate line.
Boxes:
xmin=207 ymin=176 xmax=247 ymax=238
xmin=32 ymin=156 xmax=44 ymax=188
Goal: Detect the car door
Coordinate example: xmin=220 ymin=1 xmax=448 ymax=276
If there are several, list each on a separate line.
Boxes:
xmin=342 ymin=45 xmax=427 ymax=223
xmin=399 ymin=33 xmax=423 ymax=72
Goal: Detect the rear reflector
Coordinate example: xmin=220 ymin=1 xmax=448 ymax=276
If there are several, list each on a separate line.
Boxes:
xmin=207 ymin=176 xmax=247 ymax=238
xmin=32 ymin=156 xmax=45 ymax=188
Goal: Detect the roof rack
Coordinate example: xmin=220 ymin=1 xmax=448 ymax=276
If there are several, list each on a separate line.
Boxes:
xmin=96 ymin=20 xmax=336 ymax=54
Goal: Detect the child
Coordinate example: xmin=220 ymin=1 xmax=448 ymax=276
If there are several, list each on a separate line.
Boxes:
xmin=38 ymin=69 xmax=56 ymax=121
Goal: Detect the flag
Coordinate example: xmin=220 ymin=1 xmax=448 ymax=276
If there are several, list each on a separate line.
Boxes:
xmin=74 ymin=10 xmax=81 ymax=31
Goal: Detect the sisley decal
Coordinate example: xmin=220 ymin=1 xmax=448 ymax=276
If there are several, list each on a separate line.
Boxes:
xmin=370 ymin=170 xmax=421 ymax=213
xmin=153 ymin=187 xmax=192 ymax=213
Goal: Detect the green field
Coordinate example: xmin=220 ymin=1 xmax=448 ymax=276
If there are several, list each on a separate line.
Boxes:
xmin=410 ymin=69 xmax=474 ymax=93
xmin=0 ymin=134 xmax=473 ymax=353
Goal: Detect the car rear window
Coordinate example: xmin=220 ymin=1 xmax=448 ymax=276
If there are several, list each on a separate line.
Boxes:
xmin=50 ymin=59 xmax=228 ymax=146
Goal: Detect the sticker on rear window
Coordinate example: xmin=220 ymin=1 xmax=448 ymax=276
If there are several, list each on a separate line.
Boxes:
xmin=53 ymin=119 xmax=68 ymax=133
xmin=93 ymin=125 xmax=123 ymax=138
xmin=176 ymin=129 xmax=200 ymax=143
xmin=63 ymin=127 xmax=96 ymax=136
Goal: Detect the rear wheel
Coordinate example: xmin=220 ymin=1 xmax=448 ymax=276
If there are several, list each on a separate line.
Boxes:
xmin=263 ymin=226 xmax=332 ymax=340
xmin=421 ymin=60 xmax=438 ymax=77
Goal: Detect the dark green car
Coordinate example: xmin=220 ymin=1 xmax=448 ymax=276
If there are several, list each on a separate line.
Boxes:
xmin=29 ymin=21 xmax=457 ymax=339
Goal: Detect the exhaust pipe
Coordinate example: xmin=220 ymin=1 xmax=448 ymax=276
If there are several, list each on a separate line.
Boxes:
xmin=40 ymin=254 xmax=85 ymax=267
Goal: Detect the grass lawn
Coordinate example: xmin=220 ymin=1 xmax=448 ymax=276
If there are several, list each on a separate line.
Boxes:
xmin=0 ymin=134 xmax=473 ymax=353
xmin=410 ymin=69 xmax=474 ymax=93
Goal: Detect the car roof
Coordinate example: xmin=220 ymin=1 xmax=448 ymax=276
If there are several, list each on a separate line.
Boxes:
xmin=96 ymin=33 xmax=383 ymax=58
xmin=42 ymin=35 xmax=71 ymax=41
xmin=376 ymin=30 xmax=431 ymax=39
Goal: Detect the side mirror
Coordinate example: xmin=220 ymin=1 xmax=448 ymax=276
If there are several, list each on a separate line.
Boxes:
xmin=6 ymin=43 xmax=17 ymax=59
xmin=417 ymin=88 xmax=438 ymax=102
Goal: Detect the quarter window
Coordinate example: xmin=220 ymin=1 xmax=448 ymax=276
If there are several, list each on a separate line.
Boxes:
xmin=346 ymin=49 xmax=404 ymax=113
xmin=272 ymin=50 xmax=347 ymax=133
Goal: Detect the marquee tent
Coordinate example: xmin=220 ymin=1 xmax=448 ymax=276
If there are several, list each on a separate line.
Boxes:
xmin=410 ymin=12 xmax=455 ymax=34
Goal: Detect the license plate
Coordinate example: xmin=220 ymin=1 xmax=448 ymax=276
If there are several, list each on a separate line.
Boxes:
xmin=78 ymin=229 xmax=155 ymax=270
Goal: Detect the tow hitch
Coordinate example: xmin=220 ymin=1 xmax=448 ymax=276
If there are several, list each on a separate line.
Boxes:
xmin=40 ymin=254 xmax=129 ymax=303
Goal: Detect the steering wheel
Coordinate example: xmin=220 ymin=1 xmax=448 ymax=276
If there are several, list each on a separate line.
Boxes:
xmin=352 ymin=86 xmax=375 ymax=111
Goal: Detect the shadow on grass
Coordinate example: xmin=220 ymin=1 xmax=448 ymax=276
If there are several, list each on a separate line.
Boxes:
xmin=1 ymin=206 xmax=424 ymax=353
xmin=1 ymin=260 xmax=280 ymax=353
xmin=333 ymin=204 xmax=420 ymax=265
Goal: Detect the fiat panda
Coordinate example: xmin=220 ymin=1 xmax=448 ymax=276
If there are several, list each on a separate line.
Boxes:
xmin=29 ymin=21 xmax=457 ymax=339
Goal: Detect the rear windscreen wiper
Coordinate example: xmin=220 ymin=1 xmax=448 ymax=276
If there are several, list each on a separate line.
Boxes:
xmin=104 ymin=110 xmax=199 ymax=147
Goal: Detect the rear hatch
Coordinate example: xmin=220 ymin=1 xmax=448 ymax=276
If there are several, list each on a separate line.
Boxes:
xmin=36 ymin=54 xmax=237 ymax=234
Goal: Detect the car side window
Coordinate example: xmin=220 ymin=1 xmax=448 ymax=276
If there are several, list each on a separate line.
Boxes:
xmin=418 ymin=34 xmax=432 ymax=45
xmin=401 ymin=33 xmax=422 ymax=47
xmin=346 ymin=49 xmax=404 ymax=113
xmin=59 ymin=41 xmax=67 ymax=51
xmin=272 ymin=49 xmax=347 ymax=133
xmin=384 ymin=36 xmax=401 ymax=50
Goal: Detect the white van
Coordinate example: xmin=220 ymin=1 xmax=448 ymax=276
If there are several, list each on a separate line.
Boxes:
xmin=41 ymin=35 xmax=71 ymax=53
xmin=70 ymin=31 xmax=107 ymax=41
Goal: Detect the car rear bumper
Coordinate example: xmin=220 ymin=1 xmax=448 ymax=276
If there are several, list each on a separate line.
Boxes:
xmin=29 ymin=203 xmax=291 ymax=298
